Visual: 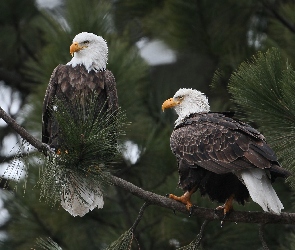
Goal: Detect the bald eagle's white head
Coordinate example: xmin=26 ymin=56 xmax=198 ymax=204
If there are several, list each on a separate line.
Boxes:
xmin=67 ymin=32 xmax=108 ymax=72
xmin=162 ymin=88 xmax=210 ymax=125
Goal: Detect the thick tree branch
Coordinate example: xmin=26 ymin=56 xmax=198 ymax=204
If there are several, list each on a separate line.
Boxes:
xmin=1 ymin=105 xmax=295 ymax=225
xmin=0 ymin=154 xmax=17 ymax=164
xmin=110 ymin=174 xmax=295 ymax=224
xmin=0 ymin=106 xmax=49 ymax=156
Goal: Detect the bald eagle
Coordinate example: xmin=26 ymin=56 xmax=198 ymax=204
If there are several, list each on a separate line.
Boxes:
xmin=42 ymin=32 xmax=118 ymax=216
xmin=162 ymin=88 xmax=290 ymax=216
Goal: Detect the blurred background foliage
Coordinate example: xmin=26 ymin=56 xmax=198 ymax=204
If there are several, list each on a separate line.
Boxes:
xmin=0 ymin=0 xmax=295 ymax=249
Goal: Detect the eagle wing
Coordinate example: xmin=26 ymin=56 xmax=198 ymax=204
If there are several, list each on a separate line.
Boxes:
xmin=42 ymin=65 xmax=61 ymax=144
xmin=104 ymin=70 xmax=119 ymax=113
xmin=171 ymin=113 xmax=289 ymax=177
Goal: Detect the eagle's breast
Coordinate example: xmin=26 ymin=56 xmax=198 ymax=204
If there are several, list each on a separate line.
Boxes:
xmin=56 ymin=64 xmax=105 ymax=101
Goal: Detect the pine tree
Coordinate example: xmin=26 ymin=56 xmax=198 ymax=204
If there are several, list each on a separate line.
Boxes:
xmin=0 ymin=0 xmax=45 ymax=164
xmin=1 ymin=0 xmax=295 ymax=249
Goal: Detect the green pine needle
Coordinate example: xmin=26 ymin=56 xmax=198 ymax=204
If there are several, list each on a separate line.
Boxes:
xmin=35 ymin=237 xmax=62 ymax=250
xmin=38 ymin=93 xmax=127 ymax=205
xmin=105 ymin=229 xmax=134 ymax=250
xmin=177 ymin=238 xmax=201 ymax=250
xmin=228 ymin=47 xmax=295 ymax=183
xmin=177 ymin=220 xmax=208 ymax=250
xmin=104 ymin=203 xmax=149 ymax=250
xmin=0 ymin=139 xmax=34 ymax=190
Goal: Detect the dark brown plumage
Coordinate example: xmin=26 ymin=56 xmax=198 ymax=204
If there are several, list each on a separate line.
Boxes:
xmin=162 ymin=88 xmax=290 ymax=215
xmin=171 ymin=112 xmax=290 ymax=205
xmin=41 ymin=32 xmax=119 ymax=217
xmin=42 ymin=64 xmax=118 ymax=151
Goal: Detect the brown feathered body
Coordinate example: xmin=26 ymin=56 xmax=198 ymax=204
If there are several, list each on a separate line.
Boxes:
xmin=170 ymin=112 xmax=290 ymax=205
xmin=42 ymin=64 xmax=118 ymax=150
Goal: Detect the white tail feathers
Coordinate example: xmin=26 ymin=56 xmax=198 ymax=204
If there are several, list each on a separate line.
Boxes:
xmin=240 ymin=169 xmax=284 ymax=214
xmin=60 ymin=172 xmax=104 ymax=217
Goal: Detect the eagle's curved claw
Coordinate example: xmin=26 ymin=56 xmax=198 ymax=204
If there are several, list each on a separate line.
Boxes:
xmin=215 ymin=195 xmax=234 ymax=227
xmin=168 ymin=192 xmax=193 ymax=211
xmin=189 ymin=206 xmax=194 ymax=217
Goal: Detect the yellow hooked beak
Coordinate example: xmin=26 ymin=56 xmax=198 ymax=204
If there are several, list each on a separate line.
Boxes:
xmin=162 ymin=98 xmax=180 ymax=112
xmin=70 ymin=42 xmax=87 ymax=57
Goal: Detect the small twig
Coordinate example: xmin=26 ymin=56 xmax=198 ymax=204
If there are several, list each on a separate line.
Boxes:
xmin=195 ymin=220 xmax=209 ymax=248
xmin=130 ymin=203 xmax=149 ymax=250
xmin=133 ymin=236 xmax=141 ymax=250
xmin=131 ymin=202 xmax=149 ymax=231
xmin=177 ymin=220 xmax=210 ymax=249
xmin=259 ymin=224 xmax=269 ymax=250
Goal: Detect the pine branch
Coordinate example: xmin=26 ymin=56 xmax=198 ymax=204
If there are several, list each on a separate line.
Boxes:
xmin=110 ymin=174 xmax=295 ymax=224
xmin=177 ymin=220 xmax=209 ymax=250
xmin=1 ymin=104 xmax=295 ymax=225
xmin=35 ymin=237 xmax=63 ymax=250
xmin=0 ymin=154 xmax=17 ymax=164
xmin=259 ymin=224 xmax=270 ymax=250
xmin=0 ymin=106 xmax=50 ymax=156
xmin=131 ymin=202 xmax=149 ymax=231
xmin=261 ymin=0 xmax=295 ymax=34
xmin=105 ymin=202 xmax=149 ymax=249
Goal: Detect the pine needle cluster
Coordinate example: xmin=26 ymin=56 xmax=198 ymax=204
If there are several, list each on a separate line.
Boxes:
xmin=38 ymin=93 xmax=127 ymax=205
xmin=177 ymin=239 xmax=201 ymax=250
xmin=228 ymin=48 xmax=295 ymax=183
xmin=105 ymin=229 xmax=133 ymax=250
xmin=35 ymin=237 xmax=63 ymax=250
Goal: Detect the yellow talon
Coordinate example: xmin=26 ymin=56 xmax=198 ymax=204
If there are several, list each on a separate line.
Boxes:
xmin=56 ymin=149 xmax=68 ymax=155
xmin=215 ymin=195 xmax=234 ymax=216
xmin=169 ymin=191 xmax=194 ymax=210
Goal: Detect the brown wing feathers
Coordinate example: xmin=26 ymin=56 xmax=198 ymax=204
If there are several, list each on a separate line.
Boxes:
xmin=42 ymin=65 xmax=60 ymax=144
xmin=42 ymin=64 xmax=118 ymax=150
xmin=104 ymin=70 xmax=119 ymax=113
xmin=171 ymin=113 xmax=289 ymax=178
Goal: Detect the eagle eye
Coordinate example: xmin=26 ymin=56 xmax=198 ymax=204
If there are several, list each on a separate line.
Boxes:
xmin=83 ymin=40 xmax=90 ymax=44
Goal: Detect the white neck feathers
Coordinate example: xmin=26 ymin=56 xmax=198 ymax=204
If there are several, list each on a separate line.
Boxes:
xmin=174 ymin=89 xmax=210 ymax=126
xmin=67 ymin=33 xmax=108 ymax=72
